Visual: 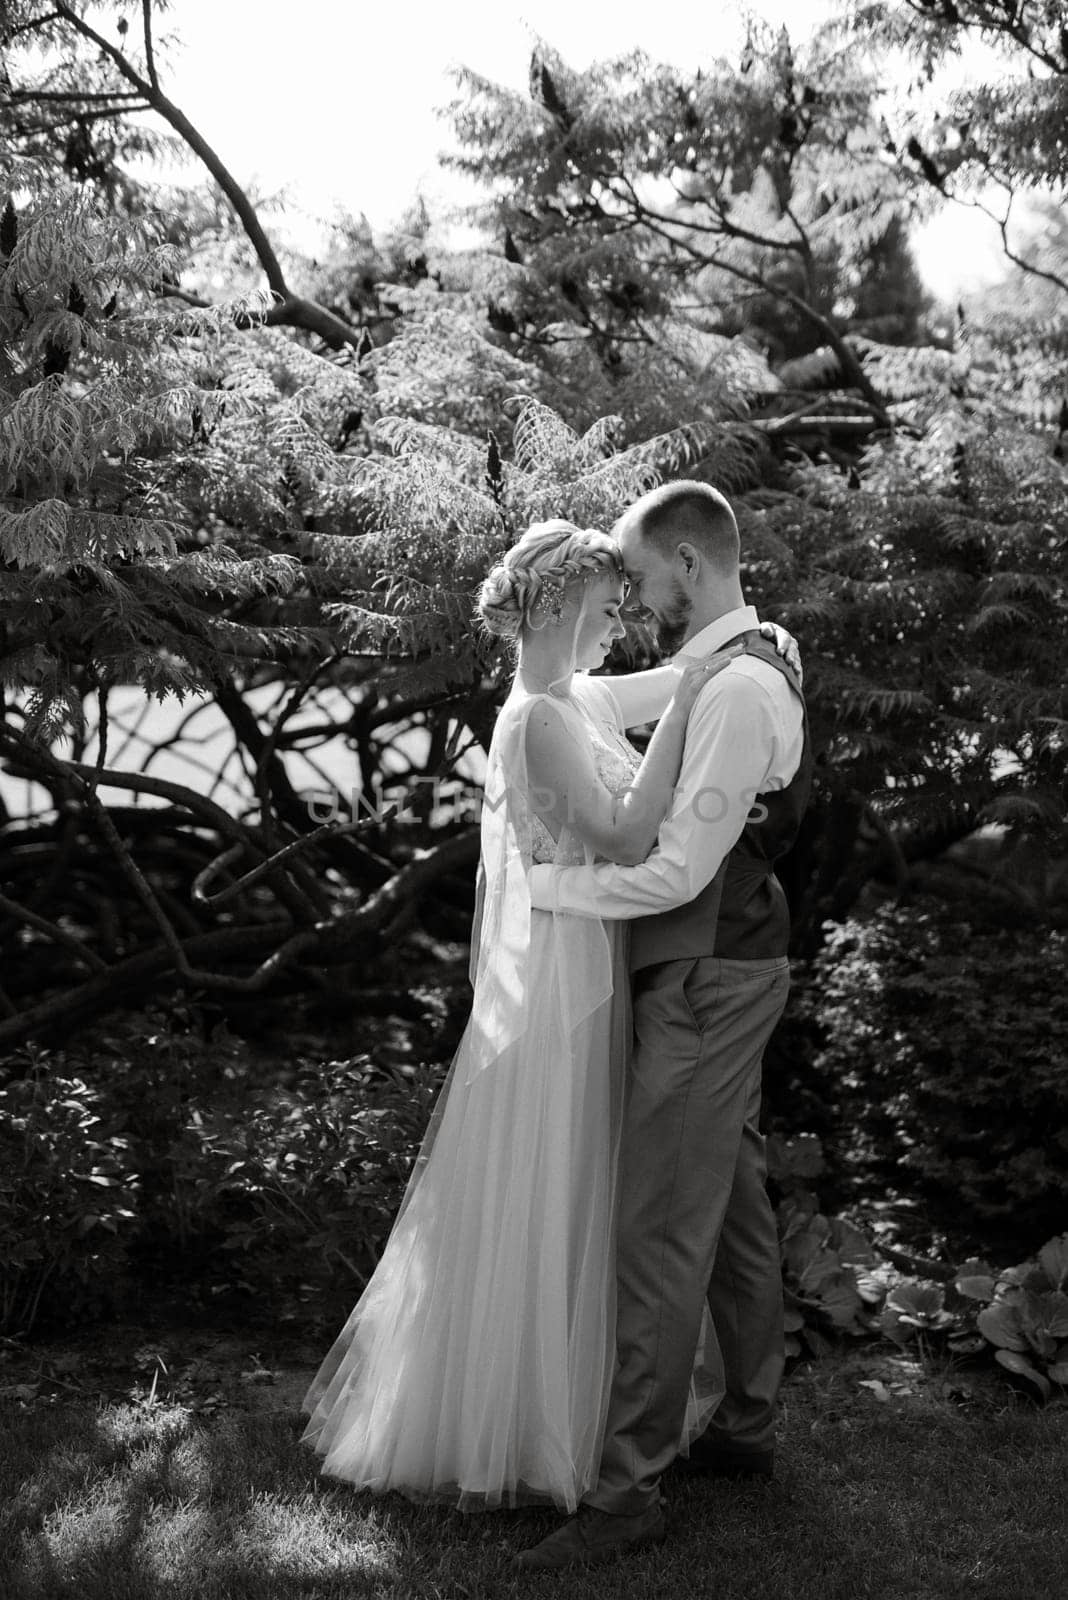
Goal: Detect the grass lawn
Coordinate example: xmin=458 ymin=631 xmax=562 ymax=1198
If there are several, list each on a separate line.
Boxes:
xmin=1 ymin=1325 xmax=1065 ymax=1600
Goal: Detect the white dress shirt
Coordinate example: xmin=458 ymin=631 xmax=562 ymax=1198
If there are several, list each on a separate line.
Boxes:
xmin=527 ymin=607 xmax=805 ymax=920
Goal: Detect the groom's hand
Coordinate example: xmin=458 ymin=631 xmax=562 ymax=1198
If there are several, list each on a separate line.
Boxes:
xmin=528 ymin=863 xmax=555 ymax=910
xmin=760 ymin=621 xmax=802 ymax=685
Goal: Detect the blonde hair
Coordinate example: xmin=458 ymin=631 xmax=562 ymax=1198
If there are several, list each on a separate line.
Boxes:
xmin=476 ymin=520 xmax=623 ymax=640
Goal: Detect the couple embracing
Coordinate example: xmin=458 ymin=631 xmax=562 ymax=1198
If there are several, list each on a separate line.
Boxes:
xmin=301 ymin=479 xmax=813 ymax=1570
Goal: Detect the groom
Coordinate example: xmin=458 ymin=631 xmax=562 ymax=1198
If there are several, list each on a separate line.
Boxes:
xmin=518 ymin=480 xmax=812 ymax=1569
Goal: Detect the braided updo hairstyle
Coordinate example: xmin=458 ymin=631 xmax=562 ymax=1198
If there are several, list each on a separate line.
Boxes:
xmin=476 ymin=520 xmax=624 ymax=641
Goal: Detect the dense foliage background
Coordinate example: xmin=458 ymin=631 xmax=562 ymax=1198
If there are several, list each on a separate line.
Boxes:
xmin=1 ymin=2 xmax=1065 ymax=1382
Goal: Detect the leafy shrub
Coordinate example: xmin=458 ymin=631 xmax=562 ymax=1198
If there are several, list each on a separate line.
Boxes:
xmin=0 ymin=1011 xmax=449 ymax=1333
xmin=956 ymin=1234 xmax=1068 ymax=1402
xmin=189 ymin=1055 xmax=445 ymax=1294
xmin=0 ymin=1061 xmax=139 ymax=1334
xmin=778 ymin=1195 xmax=886 ymax=1356
xmin=768 ymin=1135 xmax=1067 ymax=1401
xmin=770 ymin=1133 xmax=895 ymax=1357
xmin=808 ymin=899 xmax=1068 ymax=1255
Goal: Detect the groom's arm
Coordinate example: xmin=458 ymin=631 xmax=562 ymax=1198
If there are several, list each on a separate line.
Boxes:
xmin=529 ymin=667 xmax=788 ymax=920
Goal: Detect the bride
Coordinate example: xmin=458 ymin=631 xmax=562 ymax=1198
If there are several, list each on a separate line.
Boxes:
xmin=300 ymin=518 xmax=743 ymax=1510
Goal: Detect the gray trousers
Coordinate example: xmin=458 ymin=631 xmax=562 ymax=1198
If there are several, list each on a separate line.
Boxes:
xmin=587 ymin=954 xmax=790 ymax=1515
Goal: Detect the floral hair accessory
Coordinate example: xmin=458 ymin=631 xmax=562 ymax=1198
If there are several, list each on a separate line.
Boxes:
xmin=536 ymin=577 xmax=566 ymax=623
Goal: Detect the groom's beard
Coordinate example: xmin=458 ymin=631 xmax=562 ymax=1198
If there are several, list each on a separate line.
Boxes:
xmin=654 ymin=582 xmax=693 ymax=657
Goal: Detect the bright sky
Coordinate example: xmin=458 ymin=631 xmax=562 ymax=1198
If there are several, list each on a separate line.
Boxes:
xmin=154 ymin=0 xmax=1008 ymax=300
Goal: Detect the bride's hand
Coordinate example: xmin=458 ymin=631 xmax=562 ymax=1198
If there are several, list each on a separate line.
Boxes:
xmin=759 ymin=621 xmax=802 ymax=684
xmin=673 ymin=644 xmax=744 ymax=712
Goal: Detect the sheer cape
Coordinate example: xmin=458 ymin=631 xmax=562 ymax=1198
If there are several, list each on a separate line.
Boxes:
xmin=464 ymin=679 xmax=615 ymax=1079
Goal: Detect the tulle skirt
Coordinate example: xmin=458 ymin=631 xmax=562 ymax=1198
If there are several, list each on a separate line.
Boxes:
xmin=300 ymin=911 xmax=630 ymax=1511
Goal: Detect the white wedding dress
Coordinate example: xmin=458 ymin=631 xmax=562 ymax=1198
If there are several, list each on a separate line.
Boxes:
xmin=300 ymin=675 xmax=716 ymax=1510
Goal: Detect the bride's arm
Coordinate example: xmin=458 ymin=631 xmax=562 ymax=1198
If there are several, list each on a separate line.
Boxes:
xmin=601 ymin=664 xmax=679 ymax=730
xmin=525 ymin=650 xmax=740 ymax=867
xmin=604 ymin=624 xmax=803 ymax=730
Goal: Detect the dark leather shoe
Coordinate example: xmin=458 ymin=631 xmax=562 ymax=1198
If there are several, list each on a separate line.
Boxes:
xmin=675 ymin=1441 xmax=774 ymax=1479
xmin=515 ymin=1503 xmax=666 ymax=1569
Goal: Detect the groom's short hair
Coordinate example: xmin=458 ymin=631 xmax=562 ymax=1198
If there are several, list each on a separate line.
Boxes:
xmin=618 ymin=481 xmax=740 ymax=572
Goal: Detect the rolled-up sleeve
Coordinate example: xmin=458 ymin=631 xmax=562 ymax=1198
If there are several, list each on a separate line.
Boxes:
xmin=530 ymin=669 xmax=785 ymax=921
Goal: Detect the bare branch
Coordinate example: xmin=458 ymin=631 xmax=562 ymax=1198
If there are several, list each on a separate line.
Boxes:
xmin=758 ymin=410 xmax=879 ymax=438
xmin=192 ymin=807 xmax=397 ymax=912
xmin=0 ymin=826 xmax=480 ymax=1044
xmin=141 ymin=0 xmax=159 ymax=92
xmin=909 ymin=140 xmax=1068 ymax=301
xmin=7 ymin=88 xmax=148 ymax=101
xmin=237 ymin=828 xmax=481 ymax=992
xmin=0 ymin=723 xmax=327 ymax=929
xmin=0 ymin=921 xmax=291 ymax=1048
xmin=45 ymin=2 xmax=364 ymax=348
xmin=0 ymin=889 xmax=109 ymax=973
xmin=4 ymin=9 xmax=63 ymax=39
xmin=53 ymin=1 xmax=287 ymax=298
xmin=968 ymin=190 xmax=1068 ymax=298
xmin=634 ymin=208 xmax=891 ymax=420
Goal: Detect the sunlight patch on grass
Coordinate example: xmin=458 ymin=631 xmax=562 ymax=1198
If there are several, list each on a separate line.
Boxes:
xmin=160 ymin=1433 xmax=215 ymax=1501
xmin=25 ymin=1485 xmax=129 ymax=1583
xmin=2 ymin=1444 xmax=100 ymax=1531
xmin=225 ymin=1492 xmax=399 ymax=1583
xmin=3 ymin=1398 xmax=402 ymax=1600
xmin=94 ymin=1399 xmax=194 ymax=1450
xmin=2 ymin=1355 xmax=1066 ymax=1600
xmin=132 ymin=1502 xmax=218 ymax=1583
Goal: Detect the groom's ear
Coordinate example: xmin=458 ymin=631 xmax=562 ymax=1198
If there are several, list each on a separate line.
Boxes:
xmin=677 ymin=541 xmax=700 ymax=579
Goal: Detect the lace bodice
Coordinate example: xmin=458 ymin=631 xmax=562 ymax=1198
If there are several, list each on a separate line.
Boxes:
xmin=530 ymin=688 xmax=642 ymax=865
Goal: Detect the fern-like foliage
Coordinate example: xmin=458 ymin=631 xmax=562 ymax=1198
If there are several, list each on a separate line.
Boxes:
xmin=312 ymin=391 xmax=731 ymax=698
xmin=0 ymin=173 xmax=313 ymax=738
xmin=758 ymin=434 xmax=1068 ymax=822
xmin=826 ymin=3 xmax=1068 ymax=312
xmin=0 ymin=1 xmax=187 ymax=203
xmin=444 ymin=26 xmax=932 ymax=402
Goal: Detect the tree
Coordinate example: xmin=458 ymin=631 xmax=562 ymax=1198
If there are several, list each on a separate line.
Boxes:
xmin=1 ymin=150 xmax=756 ymax=1041
xmin=2 ymin=4 xmax=1065 ymax=1051
xmin=0 ymin=165 xmax=372 ymax=1033
xmin=444 ymin=27 xmax=932 ymax=423
xmin=444 ymin=27 xmax=1068 ymax=950
xmin=1 ymin=0 xmax=364 ymax=348
xmin=0 ymin=168 xmax=314 ymax=720
xmin=837 ymin=1 xmax=1068 ymax=300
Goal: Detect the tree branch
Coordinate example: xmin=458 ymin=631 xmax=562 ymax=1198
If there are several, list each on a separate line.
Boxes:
xmin=234 ymin=827 xmax=480 ymax=991
xmin=639 ymin=210 xmax=892 ymax=420
xmin=0 ymin=921 xmax=290 ymax=1047
xmin=4 ymin=9 xmax=62 ymax=39
xmin=48 ymin=1 xmax=364 ymax=350
xmin=141 ymin=0 xmax=159 ymax=92
xmin=969 ymin=190 xmax=1068 ymax=298
xmin=0 ymin=725 xmax=324 ymax=927
xmin=574 ymin=174 xmax=891 ymax=420
xmin=0 ymin=889 xmax=109 ymax=973
xmin=8 ymin=88 xmax=147 ymax=101
xmin=900 ymin=0 xmax=1065 ymax=76
xmin=910 ymin=143 xmax=1068 ymax=301
xmin=53 ymin=1 xmax=288 ymax=298
xmin=0 ymin=827 xmax=479 ymax=1045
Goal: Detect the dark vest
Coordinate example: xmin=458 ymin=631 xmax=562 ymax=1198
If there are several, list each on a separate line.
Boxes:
xmin=629 ymin=632 xmax=813 ymax=971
